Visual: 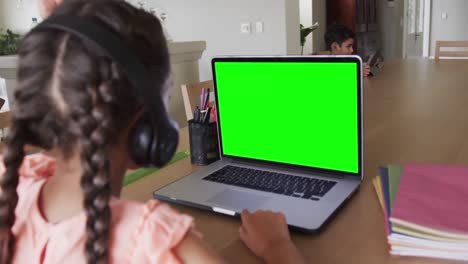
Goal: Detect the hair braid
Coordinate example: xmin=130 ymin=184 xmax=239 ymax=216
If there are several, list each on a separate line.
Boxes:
xmin=0 ymin=30 xmax=68 ymax=264
xmin=0 ymin=126 xmax=26 ymax=263
xmin=78 ymin=64 xmax=119 ymax=263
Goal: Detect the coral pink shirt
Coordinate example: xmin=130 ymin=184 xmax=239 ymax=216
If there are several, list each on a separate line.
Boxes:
xmin=3 ymin=153 xmax=194 ymax=263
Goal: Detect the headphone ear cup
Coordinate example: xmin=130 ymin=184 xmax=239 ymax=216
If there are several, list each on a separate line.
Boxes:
xmin=129 ymin=115 xmax=154 ymax=167
xmin=129 ymin=113 xmax=179 ymax=167
xmin=150 ymin=118 xmax=179 ymax=166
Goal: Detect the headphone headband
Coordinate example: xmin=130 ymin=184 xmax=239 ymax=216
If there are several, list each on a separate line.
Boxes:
xmin=32 ymin=15 xmax=179 ymax=167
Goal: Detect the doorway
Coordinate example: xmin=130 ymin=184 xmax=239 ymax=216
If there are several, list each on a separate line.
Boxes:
xmin=300 ymin=0 xmax=313 ymax=55
xmin=403 ymin=0 xmax=431 ymax=58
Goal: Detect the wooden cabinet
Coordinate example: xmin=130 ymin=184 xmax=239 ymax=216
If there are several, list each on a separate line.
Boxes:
xmin=327 ymin=0 xmax=381 ymax=60
xmin=327 ymin=0 xmax=357 ymax=32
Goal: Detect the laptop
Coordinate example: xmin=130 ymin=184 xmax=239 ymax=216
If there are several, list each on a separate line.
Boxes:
xmin=154 ymin=55 xmax=363 ymax=233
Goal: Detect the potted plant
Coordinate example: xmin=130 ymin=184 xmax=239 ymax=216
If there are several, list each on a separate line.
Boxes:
xmin=300 ymin=22 xmax=319 ymax=55
xmin=0 ymin=29 xmax=21 ymax=56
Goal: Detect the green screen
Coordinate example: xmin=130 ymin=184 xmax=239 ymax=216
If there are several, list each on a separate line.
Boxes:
xmin=214 ymin=61 xmax=359 ymax=174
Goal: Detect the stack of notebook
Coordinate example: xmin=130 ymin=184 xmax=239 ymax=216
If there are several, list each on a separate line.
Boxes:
xmin=373 ymin=164 xmax=468 ymax=261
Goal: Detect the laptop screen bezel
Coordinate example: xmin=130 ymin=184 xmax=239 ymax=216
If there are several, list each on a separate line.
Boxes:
xmin=211 ymin=56 xmax=363 ymax=179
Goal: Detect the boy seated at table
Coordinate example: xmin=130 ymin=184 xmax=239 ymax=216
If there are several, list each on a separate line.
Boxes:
xmin=319 ymin=24 xmax=383 ymax=77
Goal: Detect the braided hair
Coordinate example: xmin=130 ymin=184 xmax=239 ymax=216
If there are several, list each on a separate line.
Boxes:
xmin=0 ymin=1 xmax=170 ymax=263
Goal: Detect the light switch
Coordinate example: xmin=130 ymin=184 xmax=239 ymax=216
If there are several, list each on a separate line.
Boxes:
xmin=442 ymin=12 xmax=448 ymax=20
xmin=255 ymin=22 xmax=264 ymax=33
xmin=16 ymin=0 xmax=25 ymax=9
xmin=240 ymin=22 xmax=251 ymax=34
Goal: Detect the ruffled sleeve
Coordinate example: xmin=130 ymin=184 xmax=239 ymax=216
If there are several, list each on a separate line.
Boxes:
xmin=0 ymin=152 xmax=55 ymax=180
xmin=0 ymin=153 xmax=55 ymax=194
xmin=18 ymin=153 xmax=55 ymax=179
xmin=125 ymin=200 xmax=195 ymax=264
xmin=0 ymin=153 xmax=55 ymax=208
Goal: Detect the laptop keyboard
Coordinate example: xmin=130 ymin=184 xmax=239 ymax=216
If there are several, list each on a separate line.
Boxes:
xmin=203 ymin=166 xmax=337 ymax=200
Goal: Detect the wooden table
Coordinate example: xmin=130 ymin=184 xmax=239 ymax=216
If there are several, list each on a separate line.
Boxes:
xmin=122 ymin=59 xmax=468 ymax=264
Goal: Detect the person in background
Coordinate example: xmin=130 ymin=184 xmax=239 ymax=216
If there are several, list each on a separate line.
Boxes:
xmin=0 ymin=0 xmax=306 ymax=263
xmin=324 ymin=24 xmax=372 ymax=77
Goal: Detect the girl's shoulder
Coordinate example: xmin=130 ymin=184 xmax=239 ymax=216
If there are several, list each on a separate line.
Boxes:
xmin=110 ymin=199 xmax=195 ymax=263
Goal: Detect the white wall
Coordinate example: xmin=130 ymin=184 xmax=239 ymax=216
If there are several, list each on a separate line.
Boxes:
xmin=153 ymin=0 xmax=300 ymax=80
xmin=378 ymin=0 xmax=404 ymax=59
xmin=0 ymin=0 xmax=41 ymax=34
xmin=285 ymin=0 xmax=301 ymax=55
xmin=430 ymin=0 xmax=468 ymax=57
xmin=312 ymin=0 xmax=326 ymax=53
xmin=0 ymin=0 xmax=301 ymax=81
xmin=300 ymin=0 xmax=313 ymax=54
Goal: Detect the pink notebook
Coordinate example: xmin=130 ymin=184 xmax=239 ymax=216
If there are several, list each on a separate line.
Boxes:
xmin=391 ymin=164 xmax=468 ymax=236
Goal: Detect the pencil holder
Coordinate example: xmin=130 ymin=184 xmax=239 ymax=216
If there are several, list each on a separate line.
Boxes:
xmin=188 ymin=120 xmax=220 ymax=166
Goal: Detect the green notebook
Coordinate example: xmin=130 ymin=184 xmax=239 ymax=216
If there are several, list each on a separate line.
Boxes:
xmin=123 ymin=150 xmax=190 ymax=186
xmin=387 ymin=165 xmax=403 ymax=208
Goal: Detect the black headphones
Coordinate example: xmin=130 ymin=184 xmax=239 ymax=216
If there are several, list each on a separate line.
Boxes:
xmin=33 ymin=15 xmax=179 ymax=167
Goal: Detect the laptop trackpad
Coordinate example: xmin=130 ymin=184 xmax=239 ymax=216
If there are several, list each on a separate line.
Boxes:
xmin=206 ymin=189 xmax=269 ymax=211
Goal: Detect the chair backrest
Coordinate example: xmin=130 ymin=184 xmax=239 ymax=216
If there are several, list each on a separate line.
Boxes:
xmin=0 ymin=111 xmax=11 ymax=145
xmin=435 ymin=41 xmax=468 ymax=61
xmin=181 ymin=80 xmax=214 ymax=121
xmin=0 ymin=111 xmax=11 ymax=130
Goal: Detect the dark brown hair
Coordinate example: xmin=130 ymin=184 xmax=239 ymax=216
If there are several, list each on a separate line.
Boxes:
xmin=0 ymin=0 xmax=170 ymax=263
xmin=324 ymin=23 xmax=356 ymax=51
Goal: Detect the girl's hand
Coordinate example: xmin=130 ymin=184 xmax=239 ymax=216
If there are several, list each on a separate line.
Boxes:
xmin=239 ymin=210 xmax=294 ymax=260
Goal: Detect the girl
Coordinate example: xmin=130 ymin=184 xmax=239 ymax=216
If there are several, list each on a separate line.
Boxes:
xmin=0 ymin=0 xmax=305 ymax=263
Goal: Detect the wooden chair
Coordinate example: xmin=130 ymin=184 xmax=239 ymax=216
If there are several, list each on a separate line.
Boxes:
xmin=435 ymin=41 xmax=468 ymax=61
xmin=0 ymin=111 xmax=11 ymax=144
xmin=0 ymin=111 xmax=11 ymax=131
xmin=181 ymin=80 xmax=214 ymax=121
